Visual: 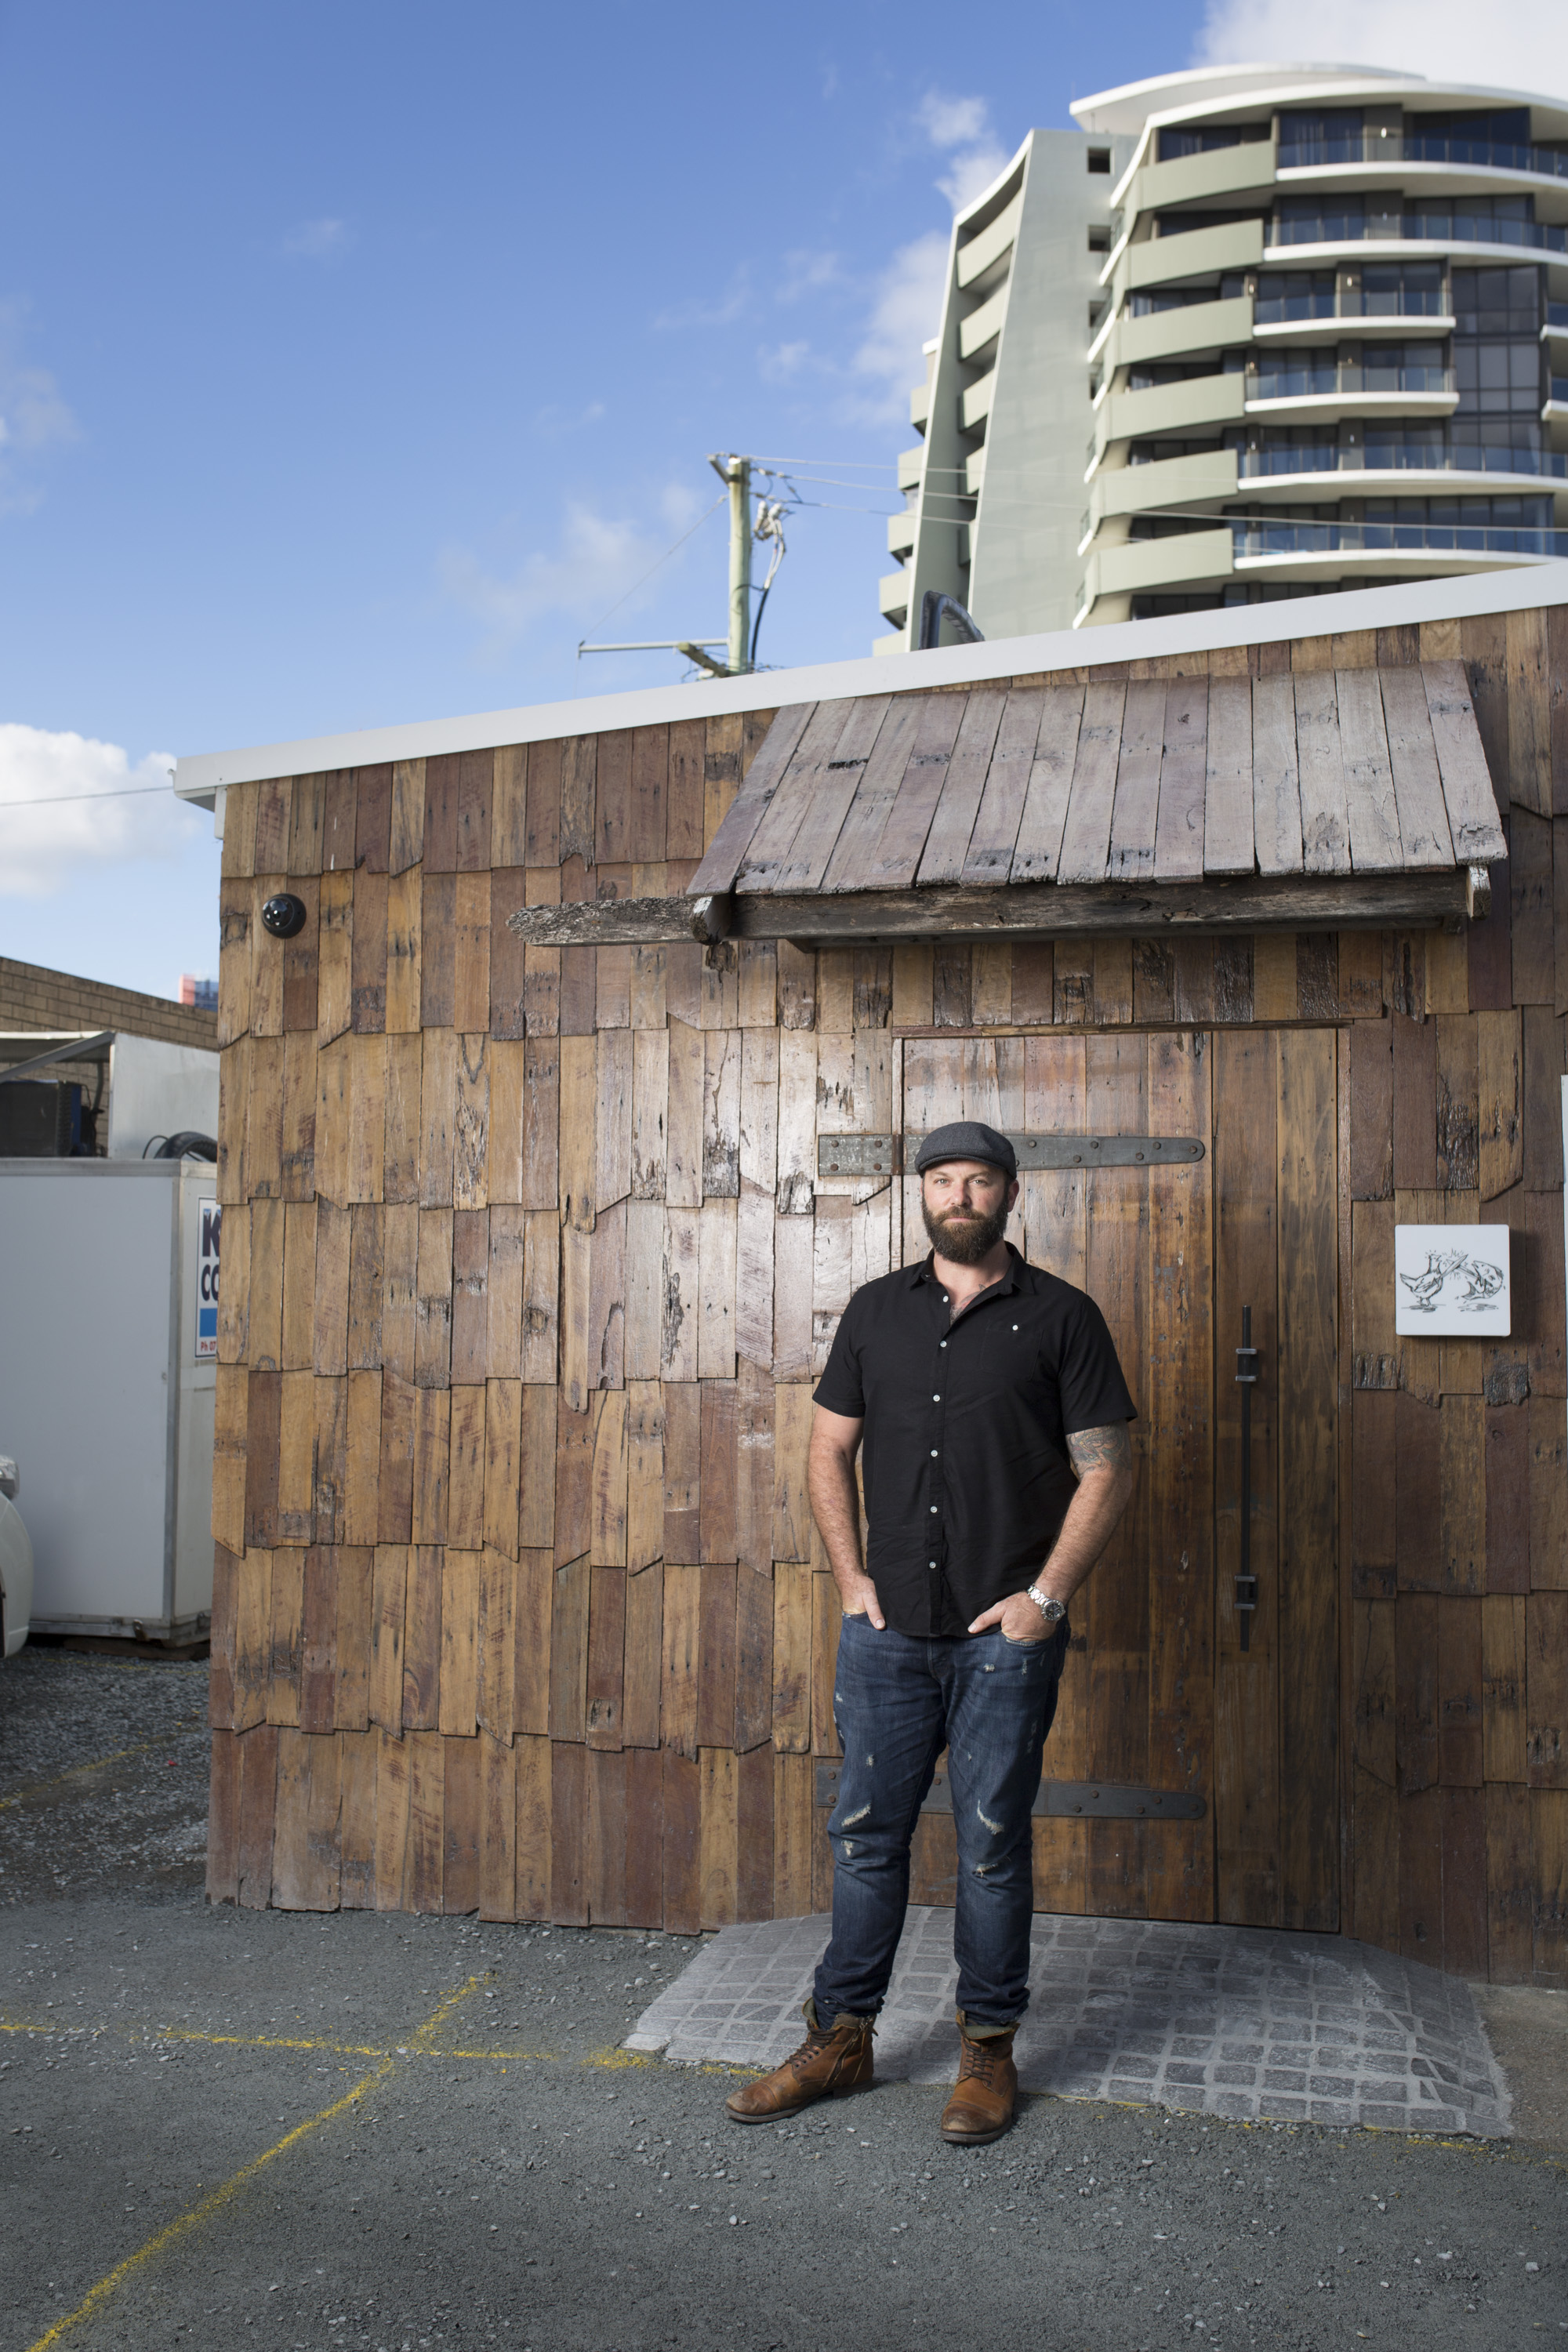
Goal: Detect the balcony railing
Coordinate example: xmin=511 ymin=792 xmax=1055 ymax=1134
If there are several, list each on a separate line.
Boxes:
xmin=1233 ymin=519 xmax=1568 ymax=559
xmin=1272 ymin=213 xmax=1568 ymax=254
xmin=1238 ymin=442 xmax=1568 ymax=480
xmin=1247 ymin=362 xmax=1455 ymax=400
xmin=1278 ymin=130 xmax=1568 ymax=181
xmin=1254 ymin=289 xmax=1448 ymax=325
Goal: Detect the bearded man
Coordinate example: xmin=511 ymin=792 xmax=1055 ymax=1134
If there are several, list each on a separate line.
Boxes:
xmin=725 ymin=1120 xmax=1135 ymax=2145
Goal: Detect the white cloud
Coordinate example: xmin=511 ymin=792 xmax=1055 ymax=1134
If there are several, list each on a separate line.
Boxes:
xmin=1195 ymin=0 xmax=1568 ymax=96
xmin=850 ymin=230 xmax=949 ymax=424
xmin=838 ymin=92 xmax=1013 ymax=426
xmin=758 ymin=339 xmax=816 ymax=383
xmin=652 ymin=269 xmax=751 ymax=331
xmin=0 ymin=726 xmax=198 ymax=899
xmin=0 ymin=306 xmax=78 ymax=517
xmin=282 ymin=217 xmax=352 ymax=261
xmin=916 ymin=89 xmax=1012 ymax=212
xmin=439 ymin=488 xmax=719 ymax=661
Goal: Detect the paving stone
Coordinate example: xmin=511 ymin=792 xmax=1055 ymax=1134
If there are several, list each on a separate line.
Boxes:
xmin=625 ymin=1907 xmax=1512 ymax=2136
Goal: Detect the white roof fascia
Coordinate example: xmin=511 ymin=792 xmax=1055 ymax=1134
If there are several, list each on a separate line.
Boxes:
xmin=174 ymin=563 xmax=1568 ymax=811
xmin=1072 ymin=62 xmax=1414 ymax=133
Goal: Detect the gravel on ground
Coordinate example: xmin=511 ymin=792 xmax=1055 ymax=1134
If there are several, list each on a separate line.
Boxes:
xmin=2 ymin=1650 xmax=1563 ymax=2352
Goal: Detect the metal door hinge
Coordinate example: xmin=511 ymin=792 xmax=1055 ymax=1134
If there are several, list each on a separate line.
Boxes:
xmin=813 ymin=1759 xmax=1205 ymax=1821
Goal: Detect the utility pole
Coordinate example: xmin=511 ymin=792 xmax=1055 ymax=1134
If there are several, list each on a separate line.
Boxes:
xmin=709 ymin=452 xmax=753 ymax=674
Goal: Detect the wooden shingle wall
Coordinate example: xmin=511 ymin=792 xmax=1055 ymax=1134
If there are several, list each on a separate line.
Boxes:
xmin=205 ymin=604 xmax=1567 ymax=1984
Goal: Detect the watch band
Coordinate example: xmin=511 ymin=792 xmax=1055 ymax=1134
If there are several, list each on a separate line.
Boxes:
xmin=1026 ymin=1584 xmax=1067 ymax=1624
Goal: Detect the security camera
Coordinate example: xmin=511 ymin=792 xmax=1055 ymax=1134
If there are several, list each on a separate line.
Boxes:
xmin=260 ymin=893 xmax=308 ymax=939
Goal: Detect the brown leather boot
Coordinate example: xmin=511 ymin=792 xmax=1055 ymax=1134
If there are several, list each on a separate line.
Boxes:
xmin=940 ymin=2013 xmax=1018 ymax=2145
xmin=725 ymin=2003 xmax=874 ymax=2124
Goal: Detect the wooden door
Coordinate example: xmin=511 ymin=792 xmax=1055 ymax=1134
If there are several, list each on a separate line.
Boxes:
xmin=896 ymin=1024 xmax=1340 ymax=1932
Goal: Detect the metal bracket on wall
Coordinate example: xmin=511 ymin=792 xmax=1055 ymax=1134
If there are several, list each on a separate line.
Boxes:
xmin=816 ymin=1133 xmax=1206 ymax=1178
xmin=813 ymin=1760 xmax=1206 ymax=1822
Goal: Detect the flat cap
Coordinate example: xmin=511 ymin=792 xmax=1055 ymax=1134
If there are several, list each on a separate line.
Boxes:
xmin=913 ymin=1120 xmax=1017 ymax=1179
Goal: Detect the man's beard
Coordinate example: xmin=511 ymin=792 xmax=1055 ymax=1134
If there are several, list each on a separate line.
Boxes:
xmin=921 ymin=1199 xmax=1009 ymax=1265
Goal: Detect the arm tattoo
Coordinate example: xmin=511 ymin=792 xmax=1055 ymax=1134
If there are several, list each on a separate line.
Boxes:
xmin=1066 ymin=1422 xmax=1132 ymax=1479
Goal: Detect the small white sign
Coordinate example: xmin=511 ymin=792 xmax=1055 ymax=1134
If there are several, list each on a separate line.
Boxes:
xmin=1395 ymin=1223 xmax=1509 ymax=1337
xmin=197 ymin=1200 xmax=221 ymax=1359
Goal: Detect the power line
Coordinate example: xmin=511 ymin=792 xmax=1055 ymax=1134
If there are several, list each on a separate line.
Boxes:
xmin=577 ymin=494 xmax=726 ymax=647
xmin=0 ymin=780 xmax=179 ymax=810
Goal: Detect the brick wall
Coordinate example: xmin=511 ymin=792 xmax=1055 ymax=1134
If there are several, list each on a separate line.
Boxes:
xmin=0 ymin=957 xmax=219 ymax=1052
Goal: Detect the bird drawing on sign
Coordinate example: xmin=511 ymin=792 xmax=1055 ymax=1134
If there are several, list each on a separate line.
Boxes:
xmin=1399 ymin=1248 xmax=1505 ymax=1313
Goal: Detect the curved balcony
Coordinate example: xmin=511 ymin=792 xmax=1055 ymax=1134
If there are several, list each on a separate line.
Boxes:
xmin=1243 ymin=359 xmax=1457 ymax=425
xmin=1254 ymin=311 xmax=1454 ymax=346
xmin=1277 ymin=129 xmax=1568 ymax=186
xmin=1267 ymin=212 xmax=1568 ymax=260
xmin=1237 ymin=442 xmax=1568 ymax=491
xmin=1231 ymin=517 xmax=1568 ymax=573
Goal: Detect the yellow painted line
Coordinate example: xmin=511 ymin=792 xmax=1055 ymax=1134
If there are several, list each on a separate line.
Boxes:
xmin=0 ymin=1718 xmax=205 ymax=1813
xmin=2 ymin=2009 xmax=753 ymax=2079
xmin=0 ymin=2017 xmax=387 ymax=2057
xmin=22 ymin=1974 xmax=486 ymax=2352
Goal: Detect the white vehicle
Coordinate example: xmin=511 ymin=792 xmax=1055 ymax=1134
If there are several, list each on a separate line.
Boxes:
xmin=0 ymin=1459 xmax=33 ymax=1657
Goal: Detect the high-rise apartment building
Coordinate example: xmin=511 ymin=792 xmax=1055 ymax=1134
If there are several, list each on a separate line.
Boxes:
xmin=880 ymin=64 xmax=1568 ymax=646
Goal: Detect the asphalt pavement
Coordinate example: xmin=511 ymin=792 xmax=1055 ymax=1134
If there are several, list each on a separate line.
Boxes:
xmin=2 ymin=1647 xmax=1564 ymax=2352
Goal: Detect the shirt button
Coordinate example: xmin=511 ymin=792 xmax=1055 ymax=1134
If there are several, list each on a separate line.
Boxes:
xmin=930 ymin=1505 xmax=938 ymax=1515
xmin=931 ymin=1448 xmax=938 ymax=1457
xmin=932 ymin=1393 xmax=940 ymax=1402
xmin=1012 ymin=1323 xmax=1018 ymax=1330
xmin=928 ymin=1559 xmax=937 ymax=1569
xmin=939 ymin=1341 xmax=947 ymax=1349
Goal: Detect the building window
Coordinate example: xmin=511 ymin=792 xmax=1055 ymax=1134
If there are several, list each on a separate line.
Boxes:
xmin=1087 ymin=147 xmax=1111 ymax=173
xmin=1088 ymin=224 xmax=1111 ymax=253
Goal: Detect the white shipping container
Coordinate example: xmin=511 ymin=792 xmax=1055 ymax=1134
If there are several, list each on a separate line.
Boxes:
xmin=0 ymin=1158 xmax=216 ymax=1642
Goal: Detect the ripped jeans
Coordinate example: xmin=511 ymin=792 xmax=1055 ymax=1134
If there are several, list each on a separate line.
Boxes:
xmin=812 ymin=1610 xmax=1069 ymax=2031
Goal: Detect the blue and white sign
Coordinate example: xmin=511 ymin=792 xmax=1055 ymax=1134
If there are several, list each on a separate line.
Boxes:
xmin=197 ymin=1200 xmax=221 ymax=1359
xmin=1394 ymin=1222 xmax=1509 ymax=1338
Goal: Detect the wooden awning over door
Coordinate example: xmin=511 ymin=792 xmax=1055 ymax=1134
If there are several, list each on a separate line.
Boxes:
xmin=679 ymin=661 xmax=1507 ymax=940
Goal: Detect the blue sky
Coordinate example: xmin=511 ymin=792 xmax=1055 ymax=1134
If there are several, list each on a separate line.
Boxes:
xmin=2 ymin=0 xmax=1552 ymax=996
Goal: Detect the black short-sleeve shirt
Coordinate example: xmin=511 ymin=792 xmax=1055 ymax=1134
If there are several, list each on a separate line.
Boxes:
xmin=811 ymin=1245 xmax=1136 ymax=1638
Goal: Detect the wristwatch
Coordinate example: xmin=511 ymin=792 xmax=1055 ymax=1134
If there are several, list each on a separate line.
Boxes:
xmin=1026 ymin=1584 xmax=1068 ymax=1625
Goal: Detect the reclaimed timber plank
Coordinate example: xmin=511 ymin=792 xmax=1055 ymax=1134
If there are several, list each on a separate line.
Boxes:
xmin=623 ymin=1744 xmax=663 ymax=1927
xmin=1510 ymin=809 xmax=1554 ymax=1007
xmin=1214 ymin=1027 xmax=1281 ymax=1926
xmin=662 ymin=1748 xmax=700 ymax=1933
xmin=401 ymin=1544 xmax=443 ymax=1730
xmin=1151 ymin=676 xmax=1207 ymax=884
xmin=1056 ymin=681 xmax=1128 ymax=885
xmin=369 ymin=1544 xmax=407 ymax=1732
xmin=1298 ymin=673 xmax=1354 ymax=875
xmin=821 ymin=695 xmax=929 ymax=891
xmin=913 ymin=689 xmax=1011 ymax=886
xmin=1379 ymin=666 xmax=1455 ymax=869
xmin=1336 ymin=667 xmax=1403 ymax=873
xmin=1477 ymin=1009 xmax=1523 ymax=1200
xmin=1421 ymin=662 xmax=1506 ymax=862
xmin=1251 ymin=673 xmax=1302 ymax=877
xmin=773 ymin=696 xmax=895 ymax=894
xmin=1202 ymin=675 xmax=1254 ymax=877
xmin=1276 ymin=1027 xmax=1338 ymax=1930
xmin=622 ymin=1560 xmax=662 ymax=1748
xmin=512 ymin=1548 xmax=553 ymax=1737
xmin=1391 ymin=1013 xmax=1437 ymax=1191
xmin=1143 ymin=1028 xmax=1214 ymax=1925
xmin=860 ymin=693 xmax=968 ymax=891
xmin=687 ymin=702 xmax=816 ymax=896
xmin=960 ymin=688 xmax=1046 ymax=886
xmin=441 ymin=1732 xmax=481 ymax=1914
xmin=1105 ymin=679 xmax=1165 ymax=884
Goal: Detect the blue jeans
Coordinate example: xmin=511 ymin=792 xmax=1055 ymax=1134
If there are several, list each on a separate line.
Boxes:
xmin=812 ymin=1611 xmax=1068 ymax=2031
